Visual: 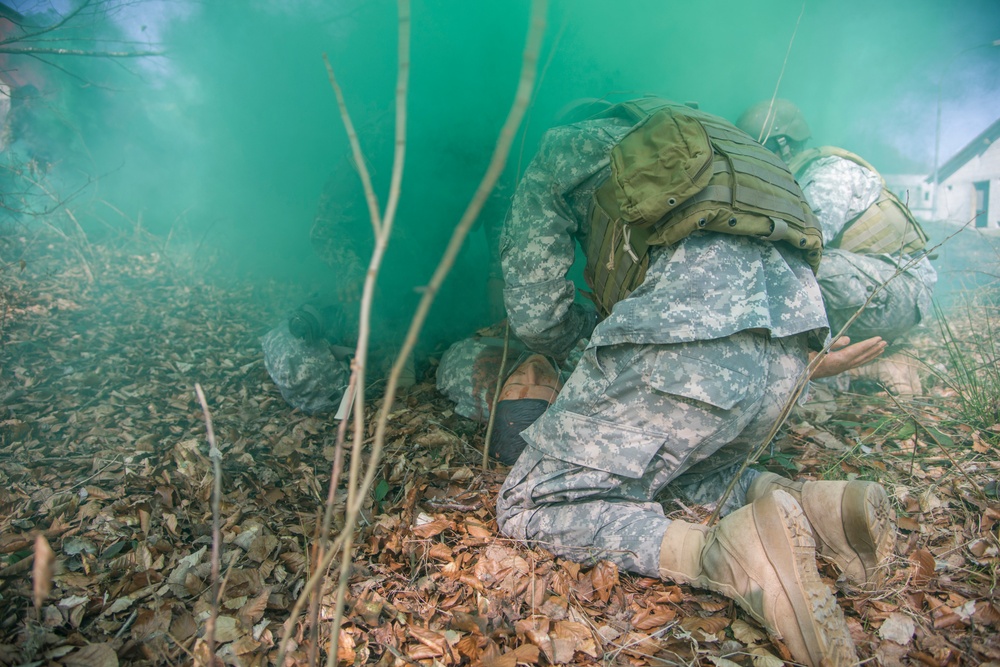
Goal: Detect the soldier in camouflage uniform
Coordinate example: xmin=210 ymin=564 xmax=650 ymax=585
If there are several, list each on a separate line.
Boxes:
xmin=738 ymin=100 xmax=936 ymax=393
xmin=263 ymin=138 xmax=416 ymax=414
xmin=441 ymin=99 xmax=899 ymax=666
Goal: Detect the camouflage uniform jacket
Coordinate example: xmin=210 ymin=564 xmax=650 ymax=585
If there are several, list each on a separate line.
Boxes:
xmin=798 ymin=155 xmax=938 ymax=292
xmin=500 ymin=116 xmax=830 ymax=360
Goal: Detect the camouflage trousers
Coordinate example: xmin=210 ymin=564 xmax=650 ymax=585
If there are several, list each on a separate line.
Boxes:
xmin=818 ymin=249 xmax=932 ymax=343
xmin=495 ymin=330 xmax=811 ymax=577
xmin=261 ymin=322 xmax=350 ymax=414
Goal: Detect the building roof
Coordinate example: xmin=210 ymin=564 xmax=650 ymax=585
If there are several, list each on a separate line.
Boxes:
xmin=929 ymin=115 xmax=1000 ymax=183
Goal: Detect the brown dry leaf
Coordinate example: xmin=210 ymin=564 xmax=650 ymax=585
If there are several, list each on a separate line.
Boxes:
xmin=731 ymin=618 xmax=767 ymax=644
xmin=238 ymin=587 xmax=270 ymax=627
xmin=897 ymin=516 xmax=921 ymax=532
xmin=879 ymin=612 xmax=917 ymax=644
xmin=696 ymin=598 xmax=730 ymax=613
xmin=60 ymin=643 xmax=119 ymax=667
xmin=909 ymin=549 xmax=936 ymax=587
xmin=973 ymin=601 xmax=1000 ymax=627
xmin=213 ymin=615 xmax=242 ymax=643
xmin=408 ymin=625 xmax=448 ymax=656
xmin=517 ymin=617 xmax=554 ymax=662
xmin=170 ymin=612 xmax=198 ymax=642
xmin=619 ymin=631 xmax=662 ymax=657
xmin=411 ymin=518 xmax=454 ymax=539
xmin=407 ymin=643 xmax=440 ymax=660
xmin=427 ymin=542 xmax=453 ymax=561
xmin=131 ymin=606 xmax=171 ymax=641
xmin=512 ymin=643 xmax=541 ymax=664
xmin=631 ymin=605 xmax=677 ymax=630
xmin=553 ymin=620 xmax=598 ymax=658
xmin=33 ymin=535 xmax=55 ymax=612
xmin=455 ymin=634 xmax=481 ymax=662
xmin=465 ymin=519 xmax=492 ymax=539
xmin=679 ymin=615 xmax=729 ymax=639
xmin=590 ymin=560 xmax=618 ymax=603
xmin=481 ymin=643 xmax=541 ymax=667
xmin=335 ymin=628 xmax=357 ymax=664
xmin=749 ymin=646 xmax=784 ymax=667
xmin=655 ymin=585 xmax=684 ymax=604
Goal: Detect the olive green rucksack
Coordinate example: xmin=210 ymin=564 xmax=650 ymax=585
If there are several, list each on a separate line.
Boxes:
xmin=788 ymin=146 xmax=929 ymax=256
xmin=583 ymin=98 xmax=823 ymax=319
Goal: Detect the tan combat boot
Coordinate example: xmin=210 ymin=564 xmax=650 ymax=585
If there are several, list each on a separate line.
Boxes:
xmin=747 ymin=472 xmax=895 ymax=588
xmin=659 ymin=490 xmax=857 ymax=666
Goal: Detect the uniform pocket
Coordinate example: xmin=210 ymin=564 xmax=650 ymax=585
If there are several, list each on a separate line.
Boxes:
xmin=648 ymin=351 xmax=751 ymax=410
xmin=526 ymin=344 xmax=754 ymax=479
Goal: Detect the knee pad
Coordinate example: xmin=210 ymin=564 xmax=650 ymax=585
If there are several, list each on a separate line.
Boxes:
xmin=490 ymin=398 xmax=550 ymax=465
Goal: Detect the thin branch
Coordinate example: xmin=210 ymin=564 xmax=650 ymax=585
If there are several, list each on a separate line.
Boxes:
xmin=327 ymin=0 xmax=411 ymax=663
xmin=0 ymin=0 xmax=92 ymax=48
xmin=276 ymin=2 xmax=547 ymax=664
xmin=885 ymin=392 xmax=988 ymax=503
xmin=330 ymin=1 xmax=546 ymax=658
xmin=194 ymin=383 xmax=223 ymax=666
xmin=0 ymin=46 xmax=164 ymax=57
xmin=25 ymin=52 xmax=124 ymax=89
xmin=482 ymin=322 xmax=511 ymax=468
xmin=321 ymin=54 xmax=382 ymax=239
xmin=756 ymin=2 xmax=805 ymax=146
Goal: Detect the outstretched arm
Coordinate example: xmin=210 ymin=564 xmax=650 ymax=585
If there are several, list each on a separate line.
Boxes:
xmin=810 ymin=335 xmax=887 ymax=379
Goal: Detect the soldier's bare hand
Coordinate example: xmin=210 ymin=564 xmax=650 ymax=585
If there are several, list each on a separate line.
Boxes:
xmin=810 ymin=336 xmax=887 ymax=379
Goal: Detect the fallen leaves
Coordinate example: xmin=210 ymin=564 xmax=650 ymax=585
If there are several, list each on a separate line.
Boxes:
xmin=2 ymin=233 xmax=999 ymax=666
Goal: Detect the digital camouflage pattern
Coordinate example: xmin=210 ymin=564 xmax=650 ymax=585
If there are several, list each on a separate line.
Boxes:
xmin=500 ymin=117 xmax=829 ymax=359
xmin=491 ymin=112 xmax=830 ymax=576
xmin=261 ymin=321 xmax=350 ymax=414
xmin=497 ymin=332 xmax=810 ymax=576
xmin=818 ymin=249 xmax=931 ymax=342
xmin=799 ymin=155 xmax=884 ymax=245
xmin=799 ymin=156 xmax=936 ymax=341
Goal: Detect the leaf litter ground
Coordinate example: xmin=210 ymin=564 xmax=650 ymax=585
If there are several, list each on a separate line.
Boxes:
xmin=1 ymin=234 xmax=998 ymax=666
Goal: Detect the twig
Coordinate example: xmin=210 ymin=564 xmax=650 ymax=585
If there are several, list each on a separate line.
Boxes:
xmin=756 ymin=2 xmax=806 ymax=145
xmin=322 ymin=56 xmax=382 ymax=239
xmin=0 ymin=46 xmax=164 ymax=57
xmin=482 ymin=322 xmax=511 ymax=468
xmin=113 ymin=609 xmax=138 ymax=639
xmin=307 ymin=375 xmax=354 ymax=667
xmin=194 ymin=383 xmax=222 ymax=666
xmin=165 ymin=631 xmax=198 ymax=663
xmin=0 ymin=0 xmax=91 ymax=47
xmin=885 ymin=393 xmax=988 ymax=503
xmin=276 ymin=2 xmax=547 ymax=664
xmin=326 ymin=1 xmax=413 ymax=663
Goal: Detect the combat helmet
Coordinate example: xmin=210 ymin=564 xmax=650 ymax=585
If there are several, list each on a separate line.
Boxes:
xmin=737 ymin=99 xmax=810 ymax=160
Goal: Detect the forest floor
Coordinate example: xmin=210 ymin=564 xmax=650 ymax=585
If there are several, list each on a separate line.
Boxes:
xmin=0 ymin=229 xmax=999 ymax=667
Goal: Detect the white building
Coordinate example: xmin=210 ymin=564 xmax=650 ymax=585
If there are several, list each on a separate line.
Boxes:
xmin=882 ymin=173 xmax=934 ymax=221
xmin=927 ymin=117 xmax=1000 ymax=228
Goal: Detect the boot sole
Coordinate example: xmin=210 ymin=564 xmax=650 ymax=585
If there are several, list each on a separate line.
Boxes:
xmin=842 ymin=481 xmax=896 ymax=588
xmin=755 ymin=490 xmax=858 ymax=666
